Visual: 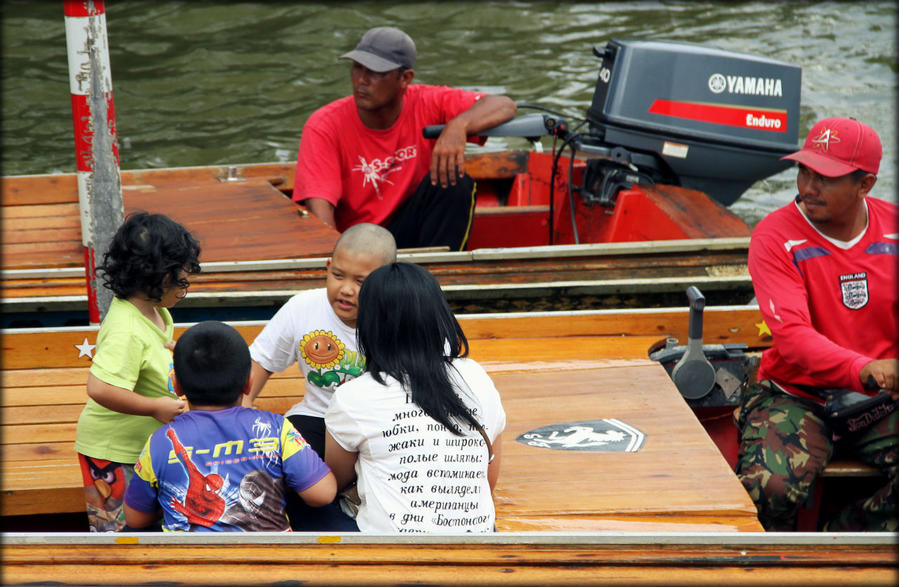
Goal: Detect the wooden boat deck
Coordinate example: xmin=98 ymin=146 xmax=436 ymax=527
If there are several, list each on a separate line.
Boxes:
xmin=1 ymin=160 xmax=753 ymax=319
xmin=5 ymin=308 xmax=896 ymax=584
xmin=2 ymin=307 xmax=770 ymax=532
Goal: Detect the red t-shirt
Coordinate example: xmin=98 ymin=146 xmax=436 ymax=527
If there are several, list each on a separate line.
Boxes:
xmin=748 ymin=197 xmax=899 ymax=399
xmin=293 ymin=84 xmax=485 ymax=232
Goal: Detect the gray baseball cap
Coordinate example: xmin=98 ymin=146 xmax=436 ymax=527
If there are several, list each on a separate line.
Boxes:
xmin=340 ymin=27 xmax=416 ymax=72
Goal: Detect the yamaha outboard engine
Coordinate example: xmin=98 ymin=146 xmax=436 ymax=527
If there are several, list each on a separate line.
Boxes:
xmin=579 ymin=39 xmax=802 ymax=206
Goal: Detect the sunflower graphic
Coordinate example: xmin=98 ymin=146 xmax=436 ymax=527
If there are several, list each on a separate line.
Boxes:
xmin=299 ymin=330 xmax=345 ymax=370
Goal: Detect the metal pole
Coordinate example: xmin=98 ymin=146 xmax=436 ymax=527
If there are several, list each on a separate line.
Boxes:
xmin=64 ymin=0 xmax=123 ymax=324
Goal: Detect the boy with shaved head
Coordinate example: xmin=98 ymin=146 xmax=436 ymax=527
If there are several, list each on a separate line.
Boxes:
xmin=246 ymin=223 xmax=396 ymax=531
xmin=248 ymin=223 xmax=397 ymax=454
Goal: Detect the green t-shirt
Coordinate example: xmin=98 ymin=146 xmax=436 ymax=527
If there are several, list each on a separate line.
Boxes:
xmin=74 ymin=297 xmax=176 ymax=463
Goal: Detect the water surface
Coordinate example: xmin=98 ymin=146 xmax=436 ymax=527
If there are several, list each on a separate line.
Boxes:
xmin=2 ymin=1 xmax=896 ymax=226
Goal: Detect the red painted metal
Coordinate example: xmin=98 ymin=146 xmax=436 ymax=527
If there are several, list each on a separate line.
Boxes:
xmin=64 ymin=0 xmax=121 ymax=324
xmin=467 ymin=151 xmax=749 ymax=249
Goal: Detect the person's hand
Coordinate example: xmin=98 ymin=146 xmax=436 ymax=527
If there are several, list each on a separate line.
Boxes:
xmin=860 ymin=359 xmax=899 ymax=400
xmin=153 ymin=397 xmax=187 ymax=423
xmin=430 ymin=119 xmax=468 ymax=188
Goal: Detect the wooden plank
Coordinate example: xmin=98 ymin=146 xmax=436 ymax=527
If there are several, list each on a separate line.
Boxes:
xmin=470 ymin=335 xmax=666 ymax=363
xmin=463 ymin=151 xmax=529 ymax=179
xmin=1 ymin=175 xmax=79 ymax=206
xmin=3 ymin=404 xmax=83 ymax=425
xmin=1 ymin=441 xmax=75 ymax=461
xmin=641 ymin=184 xmax=752 ymax=239
xmin=1 ymin=179 xmax=339 ymax=270
xmin=0 ymin=212 xmax=80 ymax=233
xmin=0 ymin=364 xmax=299 ymax=389
xmin=2 ymin=422 xmax=76 ymax=445
xmin=459 ymin=306 xmax=770 ymax=346
xmin=1 ymin=536 xmax=895 ymax=586
xmin=0 ymin=307 xmax=771 ymax=371
xmin=0 ymin=360 xmax=762 ymax=532
xmin=490 ymin=362 xmax=762 ymax=532
xmin=1 ymin=163 xmax=296 ymax=207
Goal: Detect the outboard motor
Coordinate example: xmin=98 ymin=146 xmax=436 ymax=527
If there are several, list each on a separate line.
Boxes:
xmin=650 ymin=287 xmax=751 ymax=408
xmin=579 ymin=39 xmax=802 ymax=206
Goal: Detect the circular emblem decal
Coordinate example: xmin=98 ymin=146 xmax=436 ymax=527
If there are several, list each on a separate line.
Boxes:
xmin=515 ymin=419 xmax=645 ymax=452
xmin=708 ymin=73 xmax=726 ymax=94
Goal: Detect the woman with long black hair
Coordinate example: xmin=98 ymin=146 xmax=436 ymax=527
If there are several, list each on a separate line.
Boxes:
xmin=325 ymin=262 xmax=505 ymax=532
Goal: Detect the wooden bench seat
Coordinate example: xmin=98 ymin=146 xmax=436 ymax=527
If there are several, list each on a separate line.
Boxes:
xmin=1 ymin=307 xmax=881 ymax=532
xmin=2 ymin=533 xmax=896 ymax=586
xmin=0 ymin=364 xmax=303 ymax=517
xmin=1 ymin=309 xmax=760 ymax=528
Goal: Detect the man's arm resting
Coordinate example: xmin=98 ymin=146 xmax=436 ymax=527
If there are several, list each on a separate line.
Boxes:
xmin=449 ymin=94 xmax=517 ymax=136
xmin=302 ymin=198 xmax=337 ymax=229
xmin=431 ymin=95 xmax=517 ymax=187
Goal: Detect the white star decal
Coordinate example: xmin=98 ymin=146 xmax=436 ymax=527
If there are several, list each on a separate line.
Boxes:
xmin=75 ymin=337 xmax=96 ymax=359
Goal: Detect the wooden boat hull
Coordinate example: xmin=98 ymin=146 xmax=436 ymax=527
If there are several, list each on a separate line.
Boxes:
xmin=1 ymin=154 xmax=752 ymax=326
xmin=3 ymin=306 xmax=770 ymax=529
xmin=2 ymin=532 xmax=896 ymax=586
xmin=2 ymin=307 xmax=890 ymax=584
xmin=1 ymin=236 xmax=753 ymax=327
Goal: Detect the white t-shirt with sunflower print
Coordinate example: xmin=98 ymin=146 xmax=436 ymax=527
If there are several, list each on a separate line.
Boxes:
xmin=249 ymin=288 xmax=365 ymax=418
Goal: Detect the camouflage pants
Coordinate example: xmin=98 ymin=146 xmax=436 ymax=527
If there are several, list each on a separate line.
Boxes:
xmin=735 ymin=381 xmax=898 ymax=531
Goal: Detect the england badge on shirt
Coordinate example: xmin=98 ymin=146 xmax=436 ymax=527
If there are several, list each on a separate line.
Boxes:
xmin=839 ymin=272 xmax=869 ymax=309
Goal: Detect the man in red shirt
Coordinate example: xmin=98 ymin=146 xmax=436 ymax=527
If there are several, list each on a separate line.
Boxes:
xmin=737 ymin=117 xmax=898 ymax=531
xmin=294 ymin=27 xmax=516 ymax=250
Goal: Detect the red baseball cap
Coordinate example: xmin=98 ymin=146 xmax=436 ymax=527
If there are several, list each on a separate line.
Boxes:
xmin=781 ymin=117 xmax=881 ymax=177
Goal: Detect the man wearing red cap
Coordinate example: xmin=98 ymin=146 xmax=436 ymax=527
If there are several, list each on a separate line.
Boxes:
xmin=293 ymin=27 xmax=516 ymax=250
xmin=736 ymin=117 xmax=898 ymax=531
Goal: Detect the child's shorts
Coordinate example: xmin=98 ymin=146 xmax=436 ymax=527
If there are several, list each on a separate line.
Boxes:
xmin=77 ymin=453 xmax=134 ymax=532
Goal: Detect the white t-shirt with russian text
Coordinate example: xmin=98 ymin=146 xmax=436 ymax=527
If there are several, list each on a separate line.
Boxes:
xmin=325 ymin=358 xmax=506 ymax=533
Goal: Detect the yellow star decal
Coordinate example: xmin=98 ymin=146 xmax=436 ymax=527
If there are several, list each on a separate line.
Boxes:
xmin=755 ymin=320 xmax=771 ymax=337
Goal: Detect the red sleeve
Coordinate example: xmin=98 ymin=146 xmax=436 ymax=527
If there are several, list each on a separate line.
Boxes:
xmin=292 ymin=108 xmax=343 ymax=206
xmin=749 ymin=220 xmax=870 ymax=391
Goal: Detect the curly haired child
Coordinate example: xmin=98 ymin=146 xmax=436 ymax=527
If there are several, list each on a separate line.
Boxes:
xmin=74 ymin=212 xmax=201 ymax=531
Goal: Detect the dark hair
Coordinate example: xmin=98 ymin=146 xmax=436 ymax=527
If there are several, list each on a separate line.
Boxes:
xmin=850 ymin=168 xmax=871 ymax=182
xmin=98 ymin=212 xmax=201 ymax=301
xmin=356 ymin=262 xmax=477 ymax=436
xmin=173 ymin=321 xmax=250 ymax=406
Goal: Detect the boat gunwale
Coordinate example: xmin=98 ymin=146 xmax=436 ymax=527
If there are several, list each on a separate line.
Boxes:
xmin=0 ymin=304 xmax=762 ymax=336
xmin=2 ymin=530 xmax=894 ymax=547
xmin=1 ymin=237 xmax=750 ymax=280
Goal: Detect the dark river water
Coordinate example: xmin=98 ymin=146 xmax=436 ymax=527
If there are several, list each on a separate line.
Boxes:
xmin=2 ymin=1 xmax=896 ymax=227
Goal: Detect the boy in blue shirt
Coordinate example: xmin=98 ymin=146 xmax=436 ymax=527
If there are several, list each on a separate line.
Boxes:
xmin=123 ymin=321 xmax=336 ymax=531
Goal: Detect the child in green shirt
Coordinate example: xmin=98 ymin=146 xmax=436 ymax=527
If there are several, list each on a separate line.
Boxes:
xmin=74 ymin=212 xmax=200 ymax=531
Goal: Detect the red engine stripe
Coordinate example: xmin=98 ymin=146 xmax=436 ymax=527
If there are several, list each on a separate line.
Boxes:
xmin=649 ymin=99 xmax=787 ymax=133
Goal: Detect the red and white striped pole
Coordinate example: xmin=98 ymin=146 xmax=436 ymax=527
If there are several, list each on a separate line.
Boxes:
xmin=64 ymin=0 xmax=123 ymax=324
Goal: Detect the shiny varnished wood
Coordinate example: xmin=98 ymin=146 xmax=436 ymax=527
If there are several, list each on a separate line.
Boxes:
xmin=1 ymin=178 xmax=338 ymax=270
xmin=1 ymin=157 xmax=753 ymax=316
xmin=1 ymin=307 xmax=769 ymax=531
xmin=1 ymin=533 xmax=895 ymax=586
xmin=1 ymin=239 xmax=752 ymax=318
